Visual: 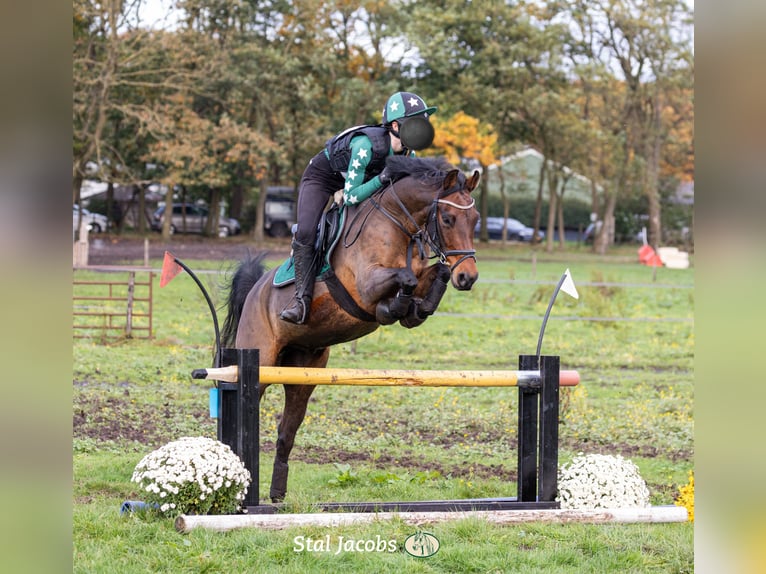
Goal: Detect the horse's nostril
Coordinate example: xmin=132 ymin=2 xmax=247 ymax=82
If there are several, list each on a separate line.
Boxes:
xmin=456 ymin=272 xmax=475 ymax=290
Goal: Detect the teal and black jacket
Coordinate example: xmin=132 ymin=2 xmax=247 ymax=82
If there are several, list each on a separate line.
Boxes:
xmin=324 ymin=125 xmax=414 ymax=205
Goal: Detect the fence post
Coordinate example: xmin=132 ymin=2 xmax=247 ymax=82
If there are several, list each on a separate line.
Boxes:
xmin=215 ymin=348 xmax=260 ymax=508
xmin=217 ymin=348 xmax=239 ymax=465
xmin=517 ymin=354 xmax=539 ymax=502
xmin=126 ymin=271 xmax=135 ymax=338
xmin=538 ymin=355 xmax=560 ymax=502
xmin=73 ymin=221 xmax=89 ymax=266
xmin=238 ymin=348 xmax=260 ymax=508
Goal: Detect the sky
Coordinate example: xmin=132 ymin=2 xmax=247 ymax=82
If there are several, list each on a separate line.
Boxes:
xmin=132 ymin=0 xmax=181 ymax=30
xmin=136 ymin=0 xmax=694 ymax=31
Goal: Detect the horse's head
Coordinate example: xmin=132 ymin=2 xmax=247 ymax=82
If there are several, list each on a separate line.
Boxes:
xmin=381 ymin=156 xmax=481 ymax=291
xmin=430 ymin=168 xmax=480 ymax=290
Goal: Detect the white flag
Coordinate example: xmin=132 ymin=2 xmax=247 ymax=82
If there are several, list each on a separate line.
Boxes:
xmin=560 ymin=268 xmax=579 ymax=299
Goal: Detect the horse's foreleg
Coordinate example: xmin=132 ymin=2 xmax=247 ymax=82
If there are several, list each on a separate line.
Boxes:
xmin=360 ymin=266 xmax=419 ymax=324
xmin=400 ymin=263 xmax=451 ymax=329
xmin=270 ymin=383 xmax=317 ymax=502
xmin=415 ymin=262 xmax=451 ymax=317
xmin=362 ymin=266 xmax=418 ymax=303
xmin=376 ymin=281 xmax=417 ymax=324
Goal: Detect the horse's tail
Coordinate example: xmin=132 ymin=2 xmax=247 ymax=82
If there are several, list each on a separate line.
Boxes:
xmin=221 ymin=251 xmax=268 ymax=347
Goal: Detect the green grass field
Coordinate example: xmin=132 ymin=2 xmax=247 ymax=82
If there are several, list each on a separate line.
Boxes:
xmin=73 ymin=243 xmax=694 ymax=572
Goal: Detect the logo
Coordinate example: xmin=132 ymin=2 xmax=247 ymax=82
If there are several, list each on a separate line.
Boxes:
xmin=403 ymin=531 xmax=440 ymax=558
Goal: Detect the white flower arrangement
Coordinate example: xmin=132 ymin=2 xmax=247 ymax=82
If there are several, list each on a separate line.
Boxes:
xmin=131 ymin=436 xmax=251 ymax=515
xmin=557 ymin=453 xmax=650 ymax=509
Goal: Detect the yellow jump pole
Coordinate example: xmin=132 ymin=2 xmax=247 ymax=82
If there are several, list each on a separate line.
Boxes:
xmin=192 ymin=365 xmax=580 ymax=388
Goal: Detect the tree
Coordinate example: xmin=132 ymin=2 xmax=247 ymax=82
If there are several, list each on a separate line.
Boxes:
xmin=569 ymin=0 xmax=693 ymax=249
xmin=73 ymin=0 xmax=128 ymax=205
xmin=407 ymin=0 xmax=577 ymax=248
xmin=143 ymin=94 xmax=277 ymax=238
xmin=514 ymin=84 xmax=588 ymax=251
xmin=171 ymin=0 xmax=397 ymax=239
xmin=72 ymin=0 xmax=692 ymax=253
xmin=425 ymin=112 xmax=499 ymax=242
xmin=73 ymin=1 xmax=205 ymax=232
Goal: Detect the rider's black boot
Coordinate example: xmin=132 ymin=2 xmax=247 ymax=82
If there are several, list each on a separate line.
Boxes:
xmin=279 ymin=240 xmax=317 ymax=324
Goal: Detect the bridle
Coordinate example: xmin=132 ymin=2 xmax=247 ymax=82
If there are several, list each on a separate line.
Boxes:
xmin=427 ymin=193 xmax=478 ymax=271
xmin=363 ymin=177 xmax=477 ymax=275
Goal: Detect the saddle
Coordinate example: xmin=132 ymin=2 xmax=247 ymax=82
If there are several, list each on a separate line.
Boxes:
xmin=272 ymin=202 xmax=346 ymax=287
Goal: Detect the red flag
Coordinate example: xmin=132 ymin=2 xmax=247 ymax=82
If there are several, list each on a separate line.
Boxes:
xmin=638 ymin=245 xmax=663 ymax=267
xmin=160 ymin=251 xmax=184 ymax=287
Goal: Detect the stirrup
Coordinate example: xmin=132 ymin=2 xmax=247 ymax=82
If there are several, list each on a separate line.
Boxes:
xmin=280 ymin=297 xmax=309 ymax=324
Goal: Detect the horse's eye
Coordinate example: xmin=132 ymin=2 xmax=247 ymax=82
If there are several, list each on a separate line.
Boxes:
xmin=441 ymin=213 xmax=455 ymax=227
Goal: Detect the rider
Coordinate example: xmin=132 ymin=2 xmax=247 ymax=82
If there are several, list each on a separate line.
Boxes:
xmin=279 ymin=91 xmax=438 ymax=325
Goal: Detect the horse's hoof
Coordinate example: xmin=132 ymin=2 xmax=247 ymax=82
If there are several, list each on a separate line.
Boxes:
xmin=400 ymin=315 xmax=426 ymax=329
xmin=270 ymin=460 xmax=290 ymax=503
xmin=397 ymin=268 xmax=418 ymax=290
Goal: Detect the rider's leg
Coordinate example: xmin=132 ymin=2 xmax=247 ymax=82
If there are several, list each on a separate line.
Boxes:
xmin=279 ymin=239 xmax=317 ymax=324
xmin=280 ymin=154 xmax=339 ymax=325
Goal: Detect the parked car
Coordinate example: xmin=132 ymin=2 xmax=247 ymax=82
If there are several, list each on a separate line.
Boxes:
xmin=73 ymin=204 xmax=109 ymax=233
xmin=151 ymin=203 xmax=241 ymax=237
xmin=264 ymin=188 xmax=297 ymax=238
xmin=474 ymin=217 xmax=543 ymax=242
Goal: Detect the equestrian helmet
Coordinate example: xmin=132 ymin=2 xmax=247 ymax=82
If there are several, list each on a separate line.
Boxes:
xmin=382 ymin=92 xmax=437 ymax=124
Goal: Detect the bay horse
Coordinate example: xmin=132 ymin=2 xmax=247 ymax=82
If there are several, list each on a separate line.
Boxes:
xmin=221 ymin=155 xmax=480 ymax=502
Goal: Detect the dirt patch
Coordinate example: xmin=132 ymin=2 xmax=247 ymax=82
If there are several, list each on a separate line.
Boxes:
xmin=74 ymin=386 xmax=693 ymax=472
xmin=559 ymin=436 xmax=692 ymax=462
xmin=73 ymin=388 xmax=519 ymax=480
xmin=261 ymin=442 xmax=519 ymax=481
xmin=73 ymin=390 xmax=215 ymax=446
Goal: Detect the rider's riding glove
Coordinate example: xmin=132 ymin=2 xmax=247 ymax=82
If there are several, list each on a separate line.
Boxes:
xmin=378 ymin=167 xmax=392 ymax=187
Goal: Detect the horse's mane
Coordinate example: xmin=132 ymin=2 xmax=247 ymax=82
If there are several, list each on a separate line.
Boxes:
xmin=385 ymin=155 xmax=455 ymax=188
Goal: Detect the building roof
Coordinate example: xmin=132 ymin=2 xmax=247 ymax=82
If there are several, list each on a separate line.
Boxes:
xmin=485 ymin=147 xmax=594 ymax=204
xmin=80 ymin=180 xmax=165 ymax=202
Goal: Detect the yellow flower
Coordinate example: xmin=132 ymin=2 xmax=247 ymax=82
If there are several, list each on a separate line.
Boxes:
xmin=675 ymin=470 xmax=694 ymax=522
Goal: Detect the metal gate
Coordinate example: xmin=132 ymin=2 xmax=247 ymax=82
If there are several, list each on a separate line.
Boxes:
xmin=73 ymin=269 xmax=154 ymax=340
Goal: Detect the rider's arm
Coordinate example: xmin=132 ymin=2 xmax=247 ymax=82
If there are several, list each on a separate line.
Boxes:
xmin=342 ymin=135 xmax=388 ymax=205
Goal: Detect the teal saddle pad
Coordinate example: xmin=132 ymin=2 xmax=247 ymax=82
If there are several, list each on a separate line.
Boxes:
xmin=273 ymin=207 xmax=346 ymax=287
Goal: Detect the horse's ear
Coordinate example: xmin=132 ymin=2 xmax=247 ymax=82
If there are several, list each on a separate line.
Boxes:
xmin=444 ymin=169 xmax=460 ymax=190
xmin=467 ymin=170 xmax=481 ymax=193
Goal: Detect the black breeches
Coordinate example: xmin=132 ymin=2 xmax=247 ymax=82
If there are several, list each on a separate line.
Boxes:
xmin=295 ymin=152 xmax=345 ymax=246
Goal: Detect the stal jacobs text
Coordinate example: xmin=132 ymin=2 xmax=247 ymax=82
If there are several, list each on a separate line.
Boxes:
xmin=294 ymin=535 xmax=397 ymax=554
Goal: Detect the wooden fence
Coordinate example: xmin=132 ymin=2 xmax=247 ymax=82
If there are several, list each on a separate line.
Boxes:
xmin=72 ymin=268 xmax=154 ymax=340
